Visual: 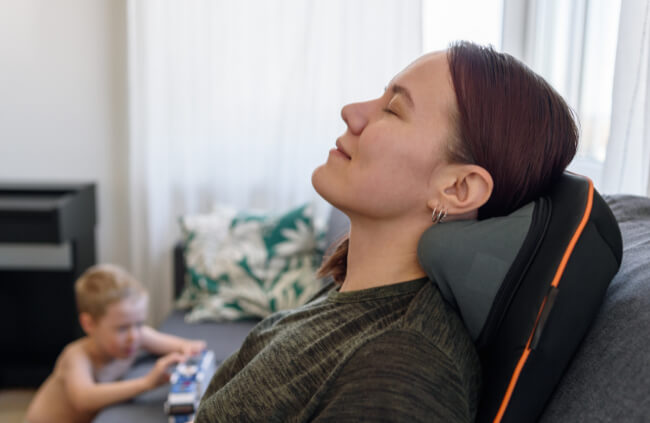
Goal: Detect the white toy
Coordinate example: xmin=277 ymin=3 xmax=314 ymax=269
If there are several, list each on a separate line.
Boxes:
xmin=164 ymin=350 xmax=216 ymax=422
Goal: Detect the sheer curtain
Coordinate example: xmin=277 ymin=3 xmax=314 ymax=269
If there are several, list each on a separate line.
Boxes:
xmin=126 ymin=0 xmax=422 ymax=323
xmin=506 ymin=0 xmax=622 ymax=190
xmin=602 ymin=0 xmax=650 ymax=196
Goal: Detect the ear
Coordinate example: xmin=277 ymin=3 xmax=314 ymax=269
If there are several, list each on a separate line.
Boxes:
xmin=428 ymin=164 xmax=493 ymax=219
xmin=79 ymin=312 xmax=96 ymax=335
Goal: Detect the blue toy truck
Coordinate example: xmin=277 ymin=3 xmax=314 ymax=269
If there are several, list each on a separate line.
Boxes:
xmin=164 ymin=350 xmax=216 ymax=422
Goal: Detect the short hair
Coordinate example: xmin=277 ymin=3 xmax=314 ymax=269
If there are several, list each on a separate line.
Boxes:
xmin=75 ymin=264 xmax=148 ymax=319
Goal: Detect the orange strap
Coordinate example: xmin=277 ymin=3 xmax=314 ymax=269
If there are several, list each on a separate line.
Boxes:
xmin=493 ymin=178 xmax=594 ymax=423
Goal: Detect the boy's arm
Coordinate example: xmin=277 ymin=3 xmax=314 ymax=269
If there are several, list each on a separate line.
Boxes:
xmin=141 ymin=325 xmax=206 ymax=356
xmin=63 ymin=347 xmax=184 ymax=413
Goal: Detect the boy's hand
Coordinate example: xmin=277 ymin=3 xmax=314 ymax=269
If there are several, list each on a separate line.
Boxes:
xmin=145 ymin=352 xmax=185 ymax=389
xmin=180 ymin=339 xmax=207 ymax=356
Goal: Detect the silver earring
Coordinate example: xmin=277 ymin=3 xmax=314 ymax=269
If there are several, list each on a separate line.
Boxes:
xmin=431 ymin=207 xmax=448 ymax=224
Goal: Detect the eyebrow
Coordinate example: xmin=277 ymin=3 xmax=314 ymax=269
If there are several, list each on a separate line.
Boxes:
xmin=386 ymin=84 xmax=415 ymax=109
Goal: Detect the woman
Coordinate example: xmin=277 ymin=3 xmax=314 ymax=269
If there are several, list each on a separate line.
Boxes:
xmin=195 ymin=41 xmax=578 ymax=423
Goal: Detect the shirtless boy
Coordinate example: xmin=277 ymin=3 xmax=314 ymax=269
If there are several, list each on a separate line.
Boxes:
xmin=26 ymin=263 xmax=206 ymax=423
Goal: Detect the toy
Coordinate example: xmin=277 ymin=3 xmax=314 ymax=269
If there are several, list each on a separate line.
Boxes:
xmin=164 ymin=350 xmax=216 ymax=422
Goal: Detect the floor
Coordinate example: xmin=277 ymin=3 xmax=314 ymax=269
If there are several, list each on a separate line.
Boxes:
xmin=0 ymin=389 xmax=35 ymax=423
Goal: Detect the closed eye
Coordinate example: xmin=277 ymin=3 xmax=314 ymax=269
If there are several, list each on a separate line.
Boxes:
xmin=383 ymin=108 xmax=398 ymax=116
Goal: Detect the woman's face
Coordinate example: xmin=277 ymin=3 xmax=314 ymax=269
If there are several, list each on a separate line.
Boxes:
xmin=312 ymin=51 xmax=458 ymax=221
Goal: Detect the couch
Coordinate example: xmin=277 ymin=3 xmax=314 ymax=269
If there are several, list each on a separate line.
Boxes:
xmin=95 ymin=194 xmax=650 ymax=422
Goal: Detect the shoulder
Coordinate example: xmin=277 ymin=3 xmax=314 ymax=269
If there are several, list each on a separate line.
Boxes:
xmin=313 ymin=329 xmax=479 ymax=422
xmin=312 ymin=283 xmax=483 ymax=422
xmin=349 ymin=329 xmax=476 ymax=387
xmin=58 ymin=338 xmax=93 ymax=373
xmin=400 ymin=282 xmax=480 ymax=381
xmin=400 ymin=281 xmax=469 ymax=341
xmin=59 ymin=338 xmax=87 ymax=361
xmin=343 ymin=329 xmax=466 ymax=384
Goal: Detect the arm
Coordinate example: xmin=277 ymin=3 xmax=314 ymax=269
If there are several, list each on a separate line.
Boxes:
xmin=62 ymin=346 xmax=184 ymax=413
xmin=140 ymin=325 xmax=206 ymax=356
xmin=311 ymin=330 xmax=477 ymax=423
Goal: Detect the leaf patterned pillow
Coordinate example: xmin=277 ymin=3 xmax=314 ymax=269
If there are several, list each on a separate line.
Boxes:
xmin=177 ymin=203 xmax=326 ymax=322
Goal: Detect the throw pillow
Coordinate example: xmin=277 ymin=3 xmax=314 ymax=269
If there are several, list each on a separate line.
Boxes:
xmin=177 ymin=203 xmax=326 ymax=322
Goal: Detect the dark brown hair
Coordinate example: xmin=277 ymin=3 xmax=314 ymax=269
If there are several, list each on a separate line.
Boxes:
xmin=446 ymin=41 xmax=578 ymax=218
xmin=318 ymin=41 xmax=579 ymax=283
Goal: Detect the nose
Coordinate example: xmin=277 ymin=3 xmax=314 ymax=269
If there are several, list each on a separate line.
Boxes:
xmin=341 ymin=101 xmax=369 ymax=135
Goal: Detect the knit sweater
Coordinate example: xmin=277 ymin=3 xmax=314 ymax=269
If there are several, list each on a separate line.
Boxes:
xmin=195 ymin=277 xmax=481 ymax=422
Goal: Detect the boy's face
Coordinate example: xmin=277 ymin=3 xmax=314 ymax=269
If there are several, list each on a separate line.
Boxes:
xmin=89 ymin=295 xmax=148 ymax=359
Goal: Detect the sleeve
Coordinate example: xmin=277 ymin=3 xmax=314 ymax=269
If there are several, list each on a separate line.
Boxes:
xmin=310 ymin=330 xmax=476 ymax=423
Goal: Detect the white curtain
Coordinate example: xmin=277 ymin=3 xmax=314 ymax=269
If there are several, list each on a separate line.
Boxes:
xmin=127 ymin=0 xmax=422 ymax=324
xmin=602 ymin=0 xmax=650 ymax=196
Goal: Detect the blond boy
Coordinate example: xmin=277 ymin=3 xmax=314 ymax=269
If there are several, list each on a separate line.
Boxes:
xmin=26 ymin=264 xmax=206 ymax=423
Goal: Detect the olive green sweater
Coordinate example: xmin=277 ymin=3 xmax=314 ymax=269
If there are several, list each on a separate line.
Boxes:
xmin=195 ymin=278 xmax=481 ymax=422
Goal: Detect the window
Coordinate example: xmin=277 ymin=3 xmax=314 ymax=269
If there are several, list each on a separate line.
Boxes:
xmin=423 ymin=0 xmax=622 ymax=187
xmin=523 ymin=0 xmax=622 ymax=185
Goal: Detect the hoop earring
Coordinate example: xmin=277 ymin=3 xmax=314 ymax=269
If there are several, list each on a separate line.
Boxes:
xmin=431 ymin=207 xmax=448 ymax=224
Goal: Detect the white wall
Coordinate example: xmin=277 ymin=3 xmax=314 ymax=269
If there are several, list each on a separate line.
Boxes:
xmin=0 ymin=0 xmax=129 ymax=266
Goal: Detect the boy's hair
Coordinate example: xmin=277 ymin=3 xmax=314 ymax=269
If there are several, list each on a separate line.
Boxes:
xmin=75 ymin=264 xmax=148 ymax=319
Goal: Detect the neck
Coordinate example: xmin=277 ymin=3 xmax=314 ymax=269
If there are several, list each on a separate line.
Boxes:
xmin=339 ymin=216 xmax=429 ymax=292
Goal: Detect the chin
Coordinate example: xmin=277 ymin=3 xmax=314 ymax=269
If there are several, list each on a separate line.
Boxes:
xmin=312 ymin=165 xmax=372 ymax=219
xmin=312 ymin=165 xmax=342 ymax=209
xmin=311 ymin=164 xmax=329 ymax=198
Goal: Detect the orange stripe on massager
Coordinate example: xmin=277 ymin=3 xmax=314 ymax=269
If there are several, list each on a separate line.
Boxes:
xmin=493 ymin=177 xmax=594 ymax=423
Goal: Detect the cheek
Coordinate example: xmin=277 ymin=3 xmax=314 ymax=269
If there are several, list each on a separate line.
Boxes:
xmin=358 ymin=137 xmax=432 ymax=186
xmin=108 ymin=333 xmax=124 ymax=348
xmin=97 ymin=333 xmax=120 ymax=355
xmin=356 ymin=140 xmax=440 ymax=204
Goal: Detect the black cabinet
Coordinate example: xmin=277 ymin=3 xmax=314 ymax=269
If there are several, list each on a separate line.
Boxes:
xmin=0 ymin=183 xmax=97 ymax=387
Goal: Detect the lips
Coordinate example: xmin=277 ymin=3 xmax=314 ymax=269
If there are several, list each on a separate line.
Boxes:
xmin=335 ymin=140 xmax=351 ymax=160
